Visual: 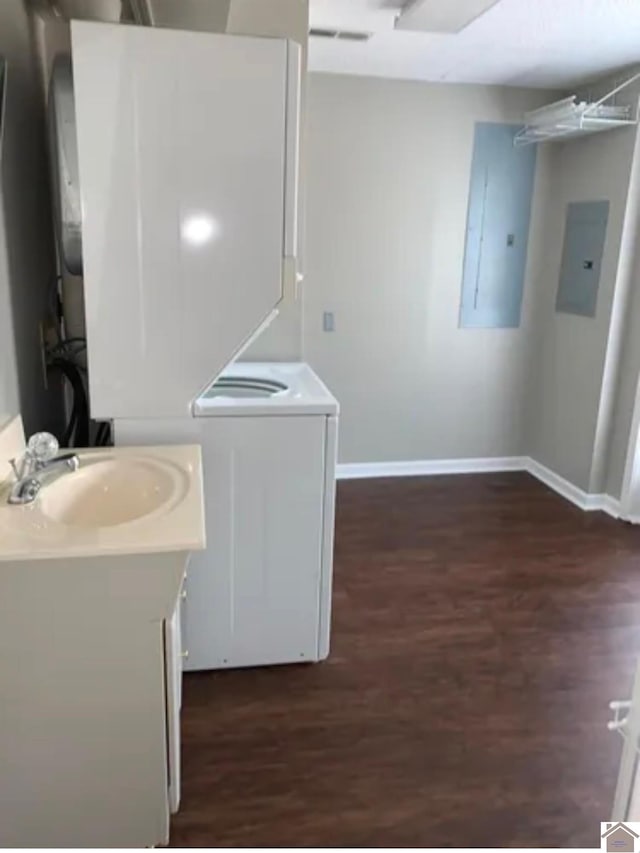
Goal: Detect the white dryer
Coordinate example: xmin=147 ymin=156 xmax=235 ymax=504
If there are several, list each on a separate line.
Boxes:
xmin=60 ymin=23 xmax=339 ymax=671
xmin=115 ymin=363 xmax=339 ymax=671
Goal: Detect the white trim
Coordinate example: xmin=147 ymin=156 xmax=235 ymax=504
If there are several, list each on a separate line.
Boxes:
xmin=336 ymin=456 xmax=528 ymax=480
xmin=336 ymin=454 xmax=630 ymax=521
xmin=526 ymin=458 xmax=625 ymax=518
xmin=601 ymin=494 xmax=623 ymax=520
xmin=525 ymin=458 xmax=603 ymax=512
xmin=317 ymin=415 xmax=338 ymax=661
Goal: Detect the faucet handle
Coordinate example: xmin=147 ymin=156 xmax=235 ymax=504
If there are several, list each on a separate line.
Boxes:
xmin=8 ymin=433 xmax=60 ymax=482
xmin=25 ymin=433 xmax=59 ymax=470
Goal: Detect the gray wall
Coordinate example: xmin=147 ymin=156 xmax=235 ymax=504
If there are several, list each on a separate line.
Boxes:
xmin=0 ymin=0 xmax=63 ymax=436
xmin=525 ymin=76 xmax=640 ymax=494
xmin=303 ymin=73 xmax=554 ymax=465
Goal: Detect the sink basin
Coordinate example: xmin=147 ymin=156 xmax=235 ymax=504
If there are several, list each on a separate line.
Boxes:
xmin=0 ymin=428 xmax=205 ymax=561
xmin=39 ymin=454 xmax=189 ymax=529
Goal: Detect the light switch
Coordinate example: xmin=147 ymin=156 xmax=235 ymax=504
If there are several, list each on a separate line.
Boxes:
xmin=323 ymin=312 xmax=335 ymax=333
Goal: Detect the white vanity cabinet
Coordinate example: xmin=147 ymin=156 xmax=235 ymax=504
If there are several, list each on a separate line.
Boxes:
xmin=0 ymin=550 xmax=192 ymax=848
xmin=0 ymin=426 xmax=205 ymax=847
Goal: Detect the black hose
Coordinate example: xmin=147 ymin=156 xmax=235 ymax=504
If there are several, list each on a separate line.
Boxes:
xmin=48 ymin=358 xmax=90 ymax=448
xmin=95 ymin=421 xmax=112 ymax=447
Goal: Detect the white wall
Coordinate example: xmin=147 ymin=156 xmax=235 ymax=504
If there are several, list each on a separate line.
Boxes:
xmin=0 ymin=0 xmax=63 ymax=436
xmin=303 ymin=73 xmax=554 ymax=465
xmin=526 ymin=75 xmax=640 ymax=494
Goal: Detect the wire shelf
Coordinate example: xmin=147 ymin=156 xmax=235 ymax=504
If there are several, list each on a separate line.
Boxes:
xmin=514 ymin=72 xmax=640 ymax=147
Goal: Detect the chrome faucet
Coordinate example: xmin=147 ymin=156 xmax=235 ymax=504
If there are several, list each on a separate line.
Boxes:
xmin=7 ymin=432 xmax=80 ymax=506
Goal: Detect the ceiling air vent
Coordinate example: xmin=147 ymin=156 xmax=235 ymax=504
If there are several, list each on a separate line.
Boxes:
xmin=309 ymin=27 xmax=372 ymax=42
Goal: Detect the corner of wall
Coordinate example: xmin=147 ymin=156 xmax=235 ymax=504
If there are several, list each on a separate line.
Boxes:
xmin=523 ymin=85 xmax=640 ymax=496
xmin=521 ymin=142 xmax=557 ymax=456
xmin=591 ymin=122 xmax=640 ymax=495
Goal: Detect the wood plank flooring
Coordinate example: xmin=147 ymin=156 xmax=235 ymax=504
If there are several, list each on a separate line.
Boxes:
xmin=170 ymin=473 xmax=640 ymax=847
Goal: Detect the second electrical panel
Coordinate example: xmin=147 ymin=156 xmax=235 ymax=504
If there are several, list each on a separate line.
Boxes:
xmin=556 ymin=200 xmax=609 ymax=318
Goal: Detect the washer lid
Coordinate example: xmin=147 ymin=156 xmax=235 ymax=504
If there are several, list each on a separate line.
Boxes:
xmin=202 ymin=376 xmax=290 ymax=400
xmin=194 ymin=362 xmax=339 ymax=417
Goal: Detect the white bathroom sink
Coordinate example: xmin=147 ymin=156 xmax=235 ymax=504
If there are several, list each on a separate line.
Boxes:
xmin=40 ymin=454 xmax=189 ymax=529
xmin=0 ymin=436 xmax=205 ymax=561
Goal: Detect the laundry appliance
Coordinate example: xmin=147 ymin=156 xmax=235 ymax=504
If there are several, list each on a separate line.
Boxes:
xmin=116 ymin=362 xmax=338 ymax=670
xmin=51 ymin=21 xmax=339 ymax=671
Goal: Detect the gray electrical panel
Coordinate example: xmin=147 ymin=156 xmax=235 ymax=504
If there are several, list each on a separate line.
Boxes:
xmin=556 ymin=200 xmax=609 ymax=318
xmin=460 ymin=122 xmax=537 ymax=329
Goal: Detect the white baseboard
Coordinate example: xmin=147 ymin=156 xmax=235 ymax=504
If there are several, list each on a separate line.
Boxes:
xmin=525 ymin=458 xmax=605 ymax=513
xmin=336 ymin=456 xmax=528 ymax=480
xmin=336 ymin=454 xmax=628 ymax=520
xmin=525 ymin=458 xmax=624 ymax=518
xmin=599 ymin=494 xmax=623 ymax=520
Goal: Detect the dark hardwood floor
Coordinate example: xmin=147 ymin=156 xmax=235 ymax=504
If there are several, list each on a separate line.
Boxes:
xmin=170 ymin=473 xmax=640 ymax=847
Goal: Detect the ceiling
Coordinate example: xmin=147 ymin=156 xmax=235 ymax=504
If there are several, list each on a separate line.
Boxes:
xmin=308 ymin=0 xmax=640 ymax=88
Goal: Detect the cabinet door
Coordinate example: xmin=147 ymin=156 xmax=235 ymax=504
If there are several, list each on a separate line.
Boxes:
xmin=164 ymin=605 xmax=181 ymax=814
xmin=184 ymin=416 xmax=326 ymax=670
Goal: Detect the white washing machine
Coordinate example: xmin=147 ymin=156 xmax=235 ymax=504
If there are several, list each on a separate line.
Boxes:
xmin=115 ymin=362 xmax=339 ymax=671
xmin=63 ymin=24 xmax=339 ymax=670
